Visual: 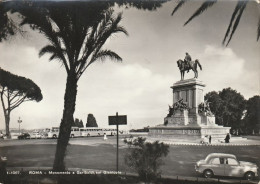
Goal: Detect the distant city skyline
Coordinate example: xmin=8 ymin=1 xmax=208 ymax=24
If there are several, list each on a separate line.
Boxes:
xmin=0 ymin=1 xmax=259 ymax=130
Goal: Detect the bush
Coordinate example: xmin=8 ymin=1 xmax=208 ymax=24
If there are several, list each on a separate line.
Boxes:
xmin=124 ymin=137 xmax=169 ymax=183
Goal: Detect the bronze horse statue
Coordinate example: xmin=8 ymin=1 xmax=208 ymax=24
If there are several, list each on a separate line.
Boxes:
xmin=177 ymin=59 xmax=202 ymax=80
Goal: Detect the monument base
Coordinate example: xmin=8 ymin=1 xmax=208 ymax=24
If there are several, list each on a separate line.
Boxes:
xmin=149 ymin=78 xmax=231 ymax=143
xmin=148 ymin=125 xmax=230 ymax=142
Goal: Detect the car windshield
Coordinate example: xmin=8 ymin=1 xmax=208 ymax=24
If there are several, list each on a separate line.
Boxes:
xmin=205 ymin=154 xmax=213 ymax=162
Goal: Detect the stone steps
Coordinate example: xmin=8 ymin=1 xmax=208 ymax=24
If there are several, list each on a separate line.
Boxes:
xmin=229 ymin=137 xmax=248 ymax=141
xmin=147 ymin=136 xmax=248 ymax=144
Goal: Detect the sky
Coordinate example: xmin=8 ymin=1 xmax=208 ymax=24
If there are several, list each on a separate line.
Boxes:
xmin=0 ymin=0 xmax=259 ymax=130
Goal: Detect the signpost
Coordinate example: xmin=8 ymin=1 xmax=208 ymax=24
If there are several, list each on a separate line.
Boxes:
xmin=17 ymin=117 xmax=22 ymax=135
xmin=108 ymin=112 xmax=127 ymax=173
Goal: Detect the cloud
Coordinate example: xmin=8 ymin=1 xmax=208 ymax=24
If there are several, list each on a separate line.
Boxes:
xmin=0 ymin=43 xmax=66 ymax=130
xmin=1 ymin=44 xmax=258 ymax=131
xmin=198 ymin=45 xmax=259 ymax=98
xmin=76 ymin=63 xmax=173 ymax=129
xmin=0 ymin=47 xmax=173 ymax=129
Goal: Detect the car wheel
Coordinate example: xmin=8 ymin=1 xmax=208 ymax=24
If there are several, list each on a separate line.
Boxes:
xmin=244 ymin=172 xmax=255 ymax=181
xmin=53 ymin=135 xmax=57 ymax=139
xmin=203 ymin=169 xmax=214 ymax=178
xmin=87 ymin=133 xmax=90 ymax=137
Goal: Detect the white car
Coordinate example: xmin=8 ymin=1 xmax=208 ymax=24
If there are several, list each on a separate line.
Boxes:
xmin=195 ymin=153 xmax=258 ymax=180
xmin=30 ymin=132 xmax=42 ymax=139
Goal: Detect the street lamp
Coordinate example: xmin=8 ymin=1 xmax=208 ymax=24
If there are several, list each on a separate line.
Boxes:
xmin=18 ymin=117 xmax=22 ymax=135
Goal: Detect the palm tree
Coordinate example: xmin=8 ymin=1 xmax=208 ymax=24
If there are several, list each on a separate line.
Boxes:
xmin=16 ymin=2 xmax=128 ymax=171
xmin=171 ymin=0 xmax=259 ymax=46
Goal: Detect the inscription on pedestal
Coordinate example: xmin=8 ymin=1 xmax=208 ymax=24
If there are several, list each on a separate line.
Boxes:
xmin=150 ymin=128 xmax=201 ymax=135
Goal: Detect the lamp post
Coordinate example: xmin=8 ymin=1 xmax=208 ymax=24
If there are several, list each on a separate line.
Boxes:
xmin=18 ymin=117 xmax=22 ymax=135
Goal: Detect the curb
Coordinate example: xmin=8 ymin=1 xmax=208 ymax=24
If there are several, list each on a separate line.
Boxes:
xmin=163 ymin=143 xmax=260 ymax=146
xmin=142 ymin=138 xmax=260 ymax=146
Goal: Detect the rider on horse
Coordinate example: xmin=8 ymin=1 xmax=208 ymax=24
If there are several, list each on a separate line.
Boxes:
xmin=184 ymin=52 xmax=192 ymax=73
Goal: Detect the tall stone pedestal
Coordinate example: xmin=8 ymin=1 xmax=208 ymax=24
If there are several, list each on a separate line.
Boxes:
xmin=172 ymin=79 xmax=205 ymax=115
xmin=149 ymin=78 xmax=230 ymax=142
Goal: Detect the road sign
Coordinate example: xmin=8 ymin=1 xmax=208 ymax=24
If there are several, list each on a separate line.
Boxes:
xmin=108 ymin=115 xmax=127 ymax=125
xmin=108 ymin=112 xmax=127 ymax=174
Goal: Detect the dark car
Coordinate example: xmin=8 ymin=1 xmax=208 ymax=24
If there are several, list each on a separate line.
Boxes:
xmin=0 ymin=156 xmax=7 ymax=183
xmin=18 ymin=133 xmax=31 ymax=139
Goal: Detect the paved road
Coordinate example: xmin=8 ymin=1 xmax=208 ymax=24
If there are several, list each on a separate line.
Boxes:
xmin=0 ymin=135 xmax=127 ymax=147
xmin=0 ymin=137 xmax=259 ymax=181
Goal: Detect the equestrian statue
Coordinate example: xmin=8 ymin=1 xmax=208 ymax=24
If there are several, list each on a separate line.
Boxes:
xmin=177 ymin=52 xmax=202 ymax=80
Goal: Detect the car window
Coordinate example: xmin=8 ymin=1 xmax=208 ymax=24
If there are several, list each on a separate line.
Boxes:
xmin=211 ymin=158 xmax=220 ymax=164
xmin=219 ymin=158 xmax=225 ymax=164
xmin=226 ymin=158 xmax=239 ymax=165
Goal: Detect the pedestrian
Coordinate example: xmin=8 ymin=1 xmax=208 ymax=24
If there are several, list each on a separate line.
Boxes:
xmin=201 ymin=136 xmax=207 ymax=144
xmin=209 ymin=135 xmax=212 ymax=144
xmin=224 ymin=133 xmax=230 ymax=143
xmin=204 ymin=135 xmax=209 ymax=144
xmin=104 ymin=133 xmax=107 ymax=141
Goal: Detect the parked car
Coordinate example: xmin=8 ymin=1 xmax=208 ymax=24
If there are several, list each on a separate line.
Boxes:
xmin=0 ymin=156 xmax=7 ymax=183
xmin=30 ymin=132 xmax=41 ymax=139
xmin=18 ymin=133 xmax=31 ymax=139
xmin=0 ymin=132 xmax=4 ymax=139
xmin=40 ymin=132 xmax=48 ymax=139
xmin=195 ymin=153 xmax=258 ymax=180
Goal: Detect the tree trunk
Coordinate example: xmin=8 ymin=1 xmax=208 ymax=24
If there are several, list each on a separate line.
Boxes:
xmin=4 ymin=114 xmax=10 ymax=138
xmin=53 ymin=72 xmax=78 ymax=171
xmin=1 ymin=92 xmax=11 ymax=138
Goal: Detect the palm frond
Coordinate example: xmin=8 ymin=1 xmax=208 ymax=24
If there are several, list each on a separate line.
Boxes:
xmin=94 ymin=49 xmax=122 ymax=62
xmin=257 ymin=17 xmax=260 ymax=41
xmin=99 ymin=11 xmax=128 ymax=43
xmin=81 ymin=9 xmax=114 ymax=60
xmin=20 ymin=7 xmax=55 ymax=43
xmin=75 ymin=9 xmax=128 ymax=79
xmin=39 ymin=45 xmax=58 ymax=58
xmin=39 ymin=45 xmax=66 ymax=62
xmin=81 ymin=10 xmax=127 ymax=65
xmin=226 ymin=1 xmax=248 ymax=46
xmin=184 ymin=0 xmax=217 ymax=26
xmin=112 ymin=25 xmax=129 ymax=36
xmin=171 ymin=0 xmax=188 ymax=16
xmin=222 ymin=1 xmax=242 ymax=45
xmin=49 ymin=53 xmax=62 ymax=62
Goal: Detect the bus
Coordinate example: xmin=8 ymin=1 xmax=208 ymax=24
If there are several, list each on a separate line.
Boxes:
xmin=79 ymin=127 xmax=103 ymax=137
xmin=102 ymin=128 xmax=117 ymax=136
xmin=47 ymin=127 xmax=59 ymax=138
xmin=47 ymin=126 xmax=80 ymax=138
xmin=70 ymin=126 xmax=81 ymax=138
xmin=79 ymin=128 xmax=117 ymax=137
